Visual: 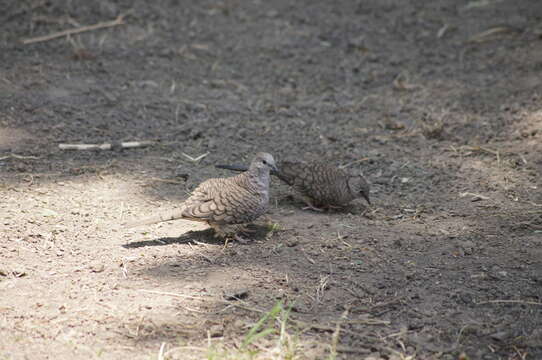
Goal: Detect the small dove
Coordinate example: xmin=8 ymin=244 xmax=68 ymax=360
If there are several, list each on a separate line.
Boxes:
xmin=125 ymin=152 xmax=278 ymax=240
xmin=216 ymin=160 xmax=370 ymax=211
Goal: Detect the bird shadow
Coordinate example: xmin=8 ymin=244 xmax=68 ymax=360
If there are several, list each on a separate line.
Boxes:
xmin=277 ymin=195 xmax=366 ymax=214
xmin=122 ymin=224 xmax=270 ymax=249
xmin=122 ymin=229 xmax=221 ymax=248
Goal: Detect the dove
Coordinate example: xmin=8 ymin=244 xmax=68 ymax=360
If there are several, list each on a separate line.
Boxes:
xmin=215 ymin=160 xmax=370 ymax=211
xmin=126 ymin=152 xmax=277 ymax=240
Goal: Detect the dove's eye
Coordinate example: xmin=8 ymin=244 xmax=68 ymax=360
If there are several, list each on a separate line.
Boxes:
xmin=262 ymin=160 xmax=268 ymax=165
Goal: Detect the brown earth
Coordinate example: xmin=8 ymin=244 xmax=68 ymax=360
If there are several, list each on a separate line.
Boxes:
xmin=1 ymin=1 xmax=542 ymax=359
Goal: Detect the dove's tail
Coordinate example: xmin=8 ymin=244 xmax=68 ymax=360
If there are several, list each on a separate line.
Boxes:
xmin=216 ymin=163 xmax=280 ymax=177
xmin=123 ymin=209 xmax=187 ymax=229
xmin=215 ymin=163 xmax=249 ymax=172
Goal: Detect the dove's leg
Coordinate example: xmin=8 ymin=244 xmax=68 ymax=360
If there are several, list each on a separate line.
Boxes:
xmin=300 ymin=195 xmax=324 ymax=212
xmin=210 ymin=223 xmax=253 ymax=244
xmin=326 ymin=204 xmax=346 ymax=211
xmin=234 ymin=224 xmax=256 ymax=244
xmin=210 ymin=223 xmax=228 ymax=238
xmin=236 ymin=224 xmax=256 ymax=233
xmin=234 ymin=234 xmax=251 ymax=244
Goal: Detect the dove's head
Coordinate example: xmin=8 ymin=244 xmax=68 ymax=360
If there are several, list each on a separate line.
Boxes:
xmin=251 ymin=152 xmax=278 ymax=173
xmin=348 ymin=174 xmax=371 ymax=205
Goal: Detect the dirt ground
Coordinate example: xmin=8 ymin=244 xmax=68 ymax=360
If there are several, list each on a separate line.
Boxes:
xmin=2 ymin=0 xmax=542 ymax=359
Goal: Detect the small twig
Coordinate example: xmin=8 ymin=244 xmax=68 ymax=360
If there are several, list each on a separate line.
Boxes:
xmin=60 ymin=143 xmax=110 ymax=151
xmin=120 ymin=141 xmax=155 ymax=149
xmin=149 ymin=177 xmax=185 ymax=185
xmin=459 ymin=192 xmax=490 ymax=200
xmin=177 ymin=304 xmax=212 ymax=314
xmin=454 ymin=324 xmax=474 ymax=348
xmin=461 ymin=145 xmax=498 ymax=155
xmin=139 ymin=289 xmax=214 ymax=300
xmin=301 ymin=249 xmax=316 ymax=264
xmin=467 ymin=25 xmax=521 ymax=43
xmin=198 ymin=253 xmax=215 ymax=264
xmin=164 ymin=346 xmax=207 ymax=357
xmin=179 ymin=304 xmax=234 ymax=315
xmin=341 ymin=318 xmax=390 ymax=326
xmin=59 ymin=141 xmax=154 ymax=151
xmin=119 ymin=201 xmax=125 ymax=221
xmin=0 ymin=153 xmax=41 ymax=161
xmin=339 ymin=158 xmax=369 ymax=169
xmin=393 ymin=72 xmax=419 ymax=91
xmin=193 ymin=240 xmax=209 ymax=248
xmin=513 ymin=345 xmax=528 ymax=360
xmin=366 ymin=297 xmax=405 ymax=311
xmin=330 ymin=308 xmax=350 ymax=358
xmin=291 ymin=319 xmax=361 ymax=337
xmin=461 ymin=145 xmax=501 ymax=165
xmin=475 ymin=299 xmax=542 ymax=306
xmin=181 ymin=152 xmax=209 ymax=162
xmin=437 ymin=24 xmax=450 ymax=39
xmin=121 ymin=262 xmax=128 ymax=279
xmin=21 ymin=14 xmax=125 ymax=45
xmin=158 ymin=342 xmax=166 ymax=360
xmin=335 ymin=345 xmax=371 ymax=355
xmin=316 ymin=275 xmax=330 ymax=303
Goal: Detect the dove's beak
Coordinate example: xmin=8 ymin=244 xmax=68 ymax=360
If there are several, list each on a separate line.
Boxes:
xmin=362 ymin=192 xmax=371 ymax=205
xmin=271 ymin=164 xmax=279 ymax=173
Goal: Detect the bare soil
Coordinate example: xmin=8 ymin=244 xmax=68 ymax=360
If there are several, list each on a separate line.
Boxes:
xmin=2 ymin=1 xmax=542 ymax=359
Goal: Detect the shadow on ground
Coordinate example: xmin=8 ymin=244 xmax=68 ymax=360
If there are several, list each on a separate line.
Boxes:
xmin=2 ymin=1 xmax=542 ymax=359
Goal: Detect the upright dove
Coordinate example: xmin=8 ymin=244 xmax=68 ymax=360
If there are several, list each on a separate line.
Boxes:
xmin=126 ymin=152 xmax=278 ymax=239
xmin=215 ymin=160 xmax=370 ymax=211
